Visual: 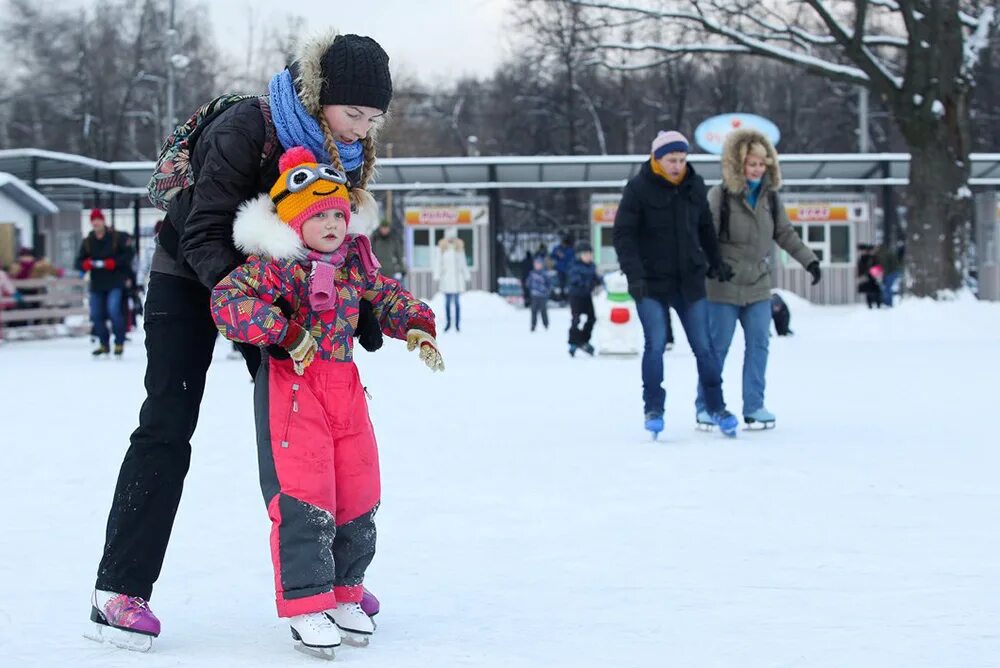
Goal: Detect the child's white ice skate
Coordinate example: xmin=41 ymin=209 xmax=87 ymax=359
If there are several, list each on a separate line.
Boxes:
xmin=326 ymin=602 xmax=375 ymax=647
xmin=289 ymin=612 xmax=341 ymax=660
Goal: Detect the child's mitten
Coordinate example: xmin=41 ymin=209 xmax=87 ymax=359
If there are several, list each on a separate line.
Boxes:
xmin=282 ymin=323 xmax=318 ymax=375
xmin=406 ymin=328 xmax=444 ymax=372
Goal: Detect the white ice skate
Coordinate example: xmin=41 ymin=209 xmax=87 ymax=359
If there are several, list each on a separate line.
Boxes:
xmin=289 ymin=612 xmax=341 ymax=660
xmin=326 ymin=602 xmax=375 ymax=647
xmin=744 ymin=408 xmax=776 ymax=430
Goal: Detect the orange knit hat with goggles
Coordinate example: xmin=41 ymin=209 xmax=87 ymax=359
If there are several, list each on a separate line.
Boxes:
xmin=270 ymin=146 xmax=352 ymax=236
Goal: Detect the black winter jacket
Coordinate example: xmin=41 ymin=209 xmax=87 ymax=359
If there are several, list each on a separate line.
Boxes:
xmin=612 ymin=161 xmax=722 ymax=303
xmin=75 ymin=230 xmax=133 ymax=292
xmin=159 ymin=97 xmax=365 ymax=290
xmin=159 ymin=98 xmax=281 ymax=289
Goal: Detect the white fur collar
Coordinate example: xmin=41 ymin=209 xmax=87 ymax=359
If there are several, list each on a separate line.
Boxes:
xmin=232 ymin=195 xmax=307 ymax=261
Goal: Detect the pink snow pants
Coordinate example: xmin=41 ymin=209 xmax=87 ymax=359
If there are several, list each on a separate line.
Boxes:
xmin=255 ymin=355 xmax=380 ymax=617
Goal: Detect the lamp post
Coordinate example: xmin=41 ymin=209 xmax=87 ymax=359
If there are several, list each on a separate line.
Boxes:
xmin=165 ymin=0 xmax=177 ymax=138
xmin=163 ymin=0 xmax=191 ymax=137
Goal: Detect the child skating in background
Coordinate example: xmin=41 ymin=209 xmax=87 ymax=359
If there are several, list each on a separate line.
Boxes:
xmin=212 ymin=147 xmax=444 ymax=659
xmin=525 ymin=255 xmax=553 ymax=331
xmin=567 ymin=241 xmax=602 ymax=356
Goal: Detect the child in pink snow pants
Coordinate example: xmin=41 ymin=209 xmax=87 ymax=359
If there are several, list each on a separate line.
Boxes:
xmin=212 ymin=146 xmax=444 ymax=655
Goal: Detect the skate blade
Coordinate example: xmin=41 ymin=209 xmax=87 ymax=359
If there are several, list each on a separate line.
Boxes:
xmin=696 ymin=423 xmax=716 ymax=432
xmin=84 ymin=622 xmax=153 ymax=652
xmin=744 ymin=421 xmax=775 ymax=431
xmin=338 ymin=630 xmax=371 ymax=647
xmin=294 ymin=642 xmax=337 ymax=660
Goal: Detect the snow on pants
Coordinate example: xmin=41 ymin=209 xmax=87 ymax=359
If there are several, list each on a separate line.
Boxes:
xmin=255 ymin=354 xmax=380 ymax=618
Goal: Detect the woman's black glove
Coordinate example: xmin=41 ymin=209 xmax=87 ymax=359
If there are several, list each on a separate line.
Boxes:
xmin=807 ymin=261 xmax=822 ymax=286
xmin=355 ymin=299 xmax=384 ymax=352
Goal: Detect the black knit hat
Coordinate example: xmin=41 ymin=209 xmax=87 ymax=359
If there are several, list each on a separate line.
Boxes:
xmin=320 ymin=34 xmax=392 ymax=112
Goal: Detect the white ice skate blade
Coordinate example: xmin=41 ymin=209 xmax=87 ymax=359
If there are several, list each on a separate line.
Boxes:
xmin=338 ymin=630 xmax=371 ymax=647
xmin=696 ymin=423 xmax=716 ymax=432
xmin=294 ymin=643 xmax=336 ymax=660
xmin=84 ymin=622 xmax=153 ymax=652
xmin=744 ymin=422 xmax=775 ymax=431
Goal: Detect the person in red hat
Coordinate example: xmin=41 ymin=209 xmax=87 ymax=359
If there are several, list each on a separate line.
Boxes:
xmin=75 ymin=208 xmax=133 ymax=356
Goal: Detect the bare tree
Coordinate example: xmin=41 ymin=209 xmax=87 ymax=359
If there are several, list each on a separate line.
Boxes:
xmin=573 ymin=0 xmax=997 ymax=297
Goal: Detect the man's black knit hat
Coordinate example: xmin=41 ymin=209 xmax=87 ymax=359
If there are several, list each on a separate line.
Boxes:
xmin=320 ymin=34 xmax=392 ymax=112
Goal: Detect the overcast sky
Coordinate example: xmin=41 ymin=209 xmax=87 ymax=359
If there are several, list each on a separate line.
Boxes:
xmin=205 ymin=0 xmax=514 ymax=82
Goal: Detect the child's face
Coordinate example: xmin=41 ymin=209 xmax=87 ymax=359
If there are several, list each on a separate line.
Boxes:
xmin=322 ymin=104 xmax=384 ymax=144
xmin=300 ymin=210 xmax=348 ymax=253
xmin=580 ymin=251 xmax=594 ymax=263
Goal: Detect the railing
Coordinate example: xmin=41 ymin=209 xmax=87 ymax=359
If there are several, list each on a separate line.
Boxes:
xmin=0 ymin=277 xmax=90 ymax=340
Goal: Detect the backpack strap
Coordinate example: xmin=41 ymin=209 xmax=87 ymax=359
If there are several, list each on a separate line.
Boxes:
xmin=719 ymin=187 xmax=731 ymax=242
xmin=258 ymin=96 xmax=280 ymax=167
xmin=769 ymin=190 xmax=780 ymax=241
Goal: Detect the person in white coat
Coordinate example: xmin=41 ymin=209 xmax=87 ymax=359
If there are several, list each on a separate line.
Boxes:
xmin=433 ymin=229 xmax=470 ymax=331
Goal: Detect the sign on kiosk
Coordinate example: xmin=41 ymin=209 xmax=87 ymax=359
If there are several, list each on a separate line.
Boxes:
xmin=403 ymin=205 xmax=485 ymax=226
xmin=788 ymin=205 xmax=850 ymax=222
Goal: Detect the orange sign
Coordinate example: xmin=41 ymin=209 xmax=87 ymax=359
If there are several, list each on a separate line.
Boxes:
xmin=404 ymin=207 xmax=477 ymax=226
xmin=591 ymin=204 xmax=618 ymax=224
xmin=788 ymin=205 xmax=849 ymax=222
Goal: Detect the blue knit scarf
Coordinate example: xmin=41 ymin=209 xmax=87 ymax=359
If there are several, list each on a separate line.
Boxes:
xmin=268 ymin=69 xmax=364 ymax=173
xmin=746 ymin=178 xmax=763 ymax=209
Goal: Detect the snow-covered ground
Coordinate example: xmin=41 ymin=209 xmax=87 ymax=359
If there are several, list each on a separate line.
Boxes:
xmin=1 ymin=291 xmax=999 ymax=667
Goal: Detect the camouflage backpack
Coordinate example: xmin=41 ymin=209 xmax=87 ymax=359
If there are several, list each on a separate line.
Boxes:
xmin=147 ymin=93 xmax=277 ymax=211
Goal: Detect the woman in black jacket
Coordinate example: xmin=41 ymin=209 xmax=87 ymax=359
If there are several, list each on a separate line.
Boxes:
xmin=89 ymin=32 xmax=393 ymax=650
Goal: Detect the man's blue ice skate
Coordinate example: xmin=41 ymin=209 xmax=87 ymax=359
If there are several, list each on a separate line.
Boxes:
xmin=644 ymin=412 xmax=664 ymax=439
xmin=711 ymin=410 xmax=739 ymax=438
xmin=744 ymin=408 xmax=776 ymax=430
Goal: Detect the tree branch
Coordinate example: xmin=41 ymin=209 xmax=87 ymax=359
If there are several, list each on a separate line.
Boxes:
xmin=574 ymin=0 xmax=875 ymax=86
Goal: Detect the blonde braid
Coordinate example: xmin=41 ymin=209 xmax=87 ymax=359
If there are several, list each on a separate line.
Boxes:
xmin=318 ymin=115 xmax=346 ymax=175
xmin=318 ymin=114 xmax=376 ymax=211
xmin=358 ymin=135 xmax=378 ymax=190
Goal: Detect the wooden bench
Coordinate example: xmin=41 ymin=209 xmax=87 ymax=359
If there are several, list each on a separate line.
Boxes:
xmin=1 ymin=277 xmax=90 ymax=339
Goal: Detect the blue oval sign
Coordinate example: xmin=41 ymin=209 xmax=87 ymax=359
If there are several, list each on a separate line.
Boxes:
xmin=694 ymin=114 xmax=781 ymax=154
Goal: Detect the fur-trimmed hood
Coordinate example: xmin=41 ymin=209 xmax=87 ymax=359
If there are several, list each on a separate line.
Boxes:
xmin=232 ymin=194 xmax=308 ymax=261
xmin=438 ymin=236 xmax=465 ymax=251
xmin=721 ymin=129 xmax=782 ymax=194
xmin=292 ymin=31 xmax=338 ymax=119
xmin=233 ymin=192 xmax=381 ymax=261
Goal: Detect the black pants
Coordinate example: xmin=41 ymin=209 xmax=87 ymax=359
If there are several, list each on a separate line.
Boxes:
xmin=530 ymin=296 xmax=549 ymax=330
xmin=95 ymin=272 xmax=256 ymax=600
xmin=568 ymin=295 xmax=595 ymax=345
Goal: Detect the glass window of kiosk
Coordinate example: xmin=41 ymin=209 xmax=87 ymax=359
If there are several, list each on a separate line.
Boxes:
xmin=787 ymin=223 xmax=852 ymax=265
xmin=411 ymin=227 xmax=475 ymax=269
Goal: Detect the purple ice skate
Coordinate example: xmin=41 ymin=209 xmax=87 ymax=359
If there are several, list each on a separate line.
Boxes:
xmin=360 ymin=587 xmax=380 ymax=617
xmin=86 ymin=591 xmax=161 ymax=652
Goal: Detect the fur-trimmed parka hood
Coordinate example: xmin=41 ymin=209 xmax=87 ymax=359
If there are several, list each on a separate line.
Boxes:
xmin=232 ymin=191 xmax=382 ymax=262
xmin=232 ymin=194 xmax=308 ymax=262
xmin=721 ymin=129 xmax=782 ymax=194
xmin=438 ymin=236 xmax=465 ymax=251
xmin=291 ymin=30 xmax=339 ymax=119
